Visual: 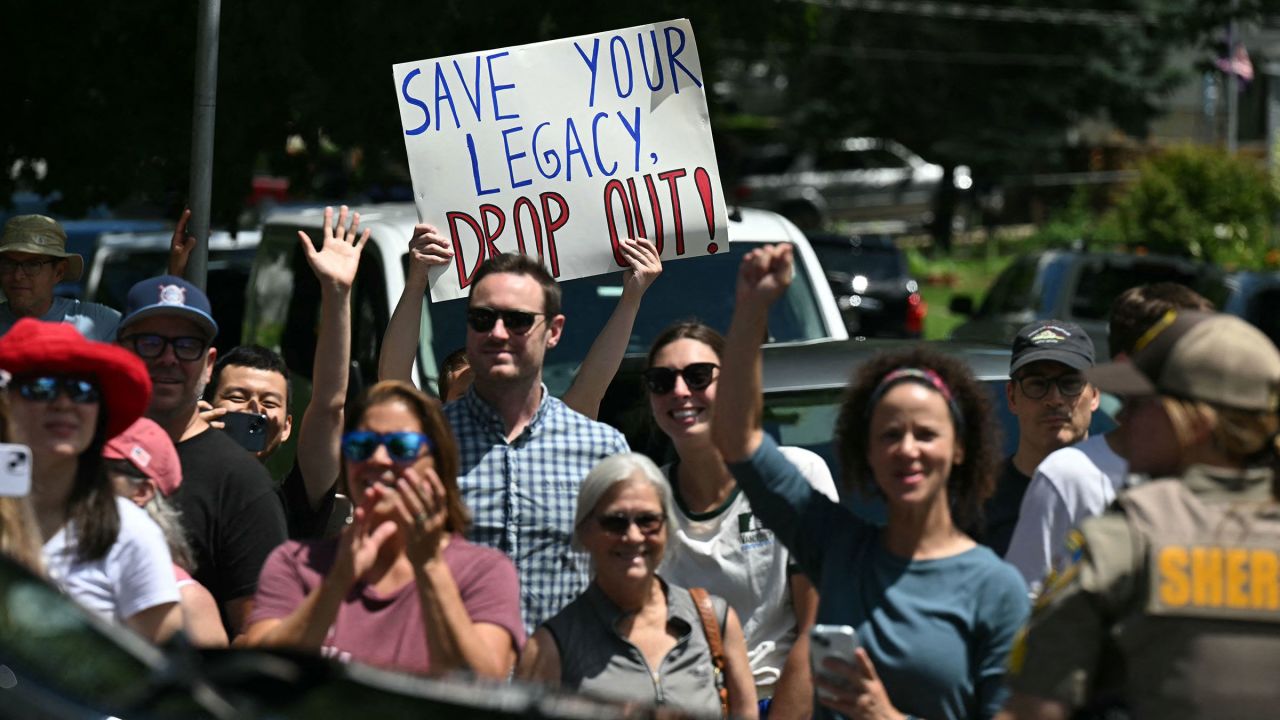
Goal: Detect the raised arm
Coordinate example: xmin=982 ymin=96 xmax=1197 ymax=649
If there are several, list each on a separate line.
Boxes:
xmin=379 ymin=224 xmax=452 ymax=384
xmin=561 ymin=238 xmax=662 ymax=418
xmin=167 ymin=208 xmax=195 ymax=277
xmin=712 ymin=243 xmax=793 ymax=462
xmin=296 ymin=206 xmax=369 ymax=509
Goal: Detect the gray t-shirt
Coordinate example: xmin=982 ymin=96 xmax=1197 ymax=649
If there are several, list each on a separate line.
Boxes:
xmin=0 ymin=297 xmax=121 ymax=341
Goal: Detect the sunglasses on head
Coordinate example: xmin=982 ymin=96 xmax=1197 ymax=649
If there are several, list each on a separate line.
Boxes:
xmin=466 ymin=307 xmax=545 ymax=334
xmin=596 ymin=511 xmax=666 ymax=536
xmin=340 ymin=431 xmax=434 ymax=463
xmin=642 ymin=362 xmax=719 ymax=395
xmin=14 ymin=376 xmax=100 ymax=404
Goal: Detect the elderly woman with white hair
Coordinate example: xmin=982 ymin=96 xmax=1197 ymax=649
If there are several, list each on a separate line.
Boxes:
xmin=517 ymin=452 xmax=758 ymax=718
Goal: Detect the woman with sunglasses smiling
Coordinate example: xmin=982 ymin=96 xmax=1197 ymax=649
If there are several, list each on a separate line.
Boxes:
xmin=518 ymin=452 xmax=757 ymax=718
xmin=641 ymin=321 xmax=838 ymax=719
xmin=714 ymin=246 xmax=1029 ymax=720
xmin=0 ymin=319 xmax=182 ymax=644
xmin=243 ymin=380 xmax=523 ymax=677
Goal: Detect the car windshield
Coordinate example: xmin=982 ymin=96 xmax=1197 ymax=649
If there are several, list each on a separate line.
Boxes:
xmin=424 ymin=242 xmax=828 ymax=395
xmin=812 ymin=244 xmax=905 ymax=280
xmin=1069 ymin=260 xmax=1209 ymax=320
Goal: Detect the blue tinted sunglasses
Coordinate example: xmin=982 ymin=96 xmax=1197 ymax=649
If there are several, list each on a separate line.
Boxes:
xmin=340 ymin=431 xmax=433 ymax=463
xmin=14 ymin=376 xmax=100 ymax=404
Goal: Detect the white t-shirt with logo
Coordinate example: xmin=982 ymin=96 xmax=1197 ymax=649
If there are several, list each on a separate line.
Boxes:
xmin=659 ymin=446 xmax=839 ymax=697
xmin=43 ymin=496 xmax=179 ymax=624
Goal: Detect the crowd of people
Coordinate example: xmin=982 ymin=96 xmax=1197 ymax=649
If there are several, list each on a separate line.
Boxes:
xmin=0 ymin=208 xmax=1277 ymax=720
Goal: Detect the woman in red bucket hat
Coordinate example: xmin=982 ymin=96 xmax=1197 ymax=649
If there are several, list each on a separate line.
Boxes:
xmin=0 ymin=318 xmax=182 ymax=643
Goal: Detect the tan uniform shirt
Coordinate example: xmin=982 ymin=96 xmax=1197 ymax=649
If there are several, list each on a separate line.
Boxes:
xmin=1008 ymin=464 xmax=1280 ymax=719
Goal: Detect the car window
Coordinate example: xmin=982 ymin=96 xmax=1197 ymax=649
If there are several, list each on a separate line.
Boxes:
xmin=812 ymin=244 xmax=905 ymax=280
xmin=1244 ymin=287 xmax=1280 ymax=347
xmin=979 ymin=257 xmax=1037 ymax=316
xmin=1068 ymin=259 xmax=1205 ymax=320
xmin=423 ymin=242 xmax=828 ymax=396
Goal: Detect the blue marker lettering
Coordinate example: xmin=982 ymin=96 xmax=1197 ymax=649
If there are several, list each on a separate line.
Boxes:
xmin=591 ymin=112 xmax=618 ymax=177
xmin=486 ymin=52 xmax=519 ymax=121
xmin=574 ymin=39 xmax=601 ymax=107
xmin=401 ymin=68 xmax=430 ymax=136
xmin=433 ymin=63 xmax=461 ymax=131
xmin=502 ymin=126 xmax=533 ymax=189
xmin=532 ymin=122 xmax=561 ymax=179
xmin=639 ymin=30 xmax=665 ymax=91
xmin=453 ymin=57 xmax=484 ymax=122
xmin=466 ymin=133 xmax=499 ymax=196
xmin=617 ymin=107 xmax=642 ymax=172
xmin=610 ymin=35 xmax=634 ymax=99
xmin=564 ymin=118 xmax=592 ymax=182
xmin=664 ymin=26 xmax=703 ymax=92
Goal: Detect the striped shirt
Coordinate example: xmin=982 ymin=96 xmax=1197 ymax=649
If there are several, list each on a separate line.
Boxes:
xmin=445 ymin=385 xmax=629 ymax=633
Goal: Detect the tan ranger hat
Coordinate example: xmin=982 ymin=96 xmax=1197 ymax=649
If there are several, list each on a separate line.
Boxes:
xmin=1088 ymin=311 xmax=1280 ymax=412
xmin=0 ymin=215 xmax=84 ymax=281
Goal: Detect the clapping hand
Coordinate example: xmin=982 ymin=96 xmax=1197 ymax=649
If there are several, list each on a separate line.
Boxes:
xmin=331 ymin=489 xmax=399 ymax=591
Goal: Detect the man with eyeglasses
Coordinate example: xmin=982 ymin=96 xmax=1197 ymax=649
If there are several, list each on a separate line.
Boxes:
xmin=0 ymin=215 xmax=120 ymax=340
xmin=980 ymin=320 xmax=1099 ymax=557
xmin=444 ymin=252 xmax=629 ymax=634
xmin=117 ymin=274 xmax=286 ymax=637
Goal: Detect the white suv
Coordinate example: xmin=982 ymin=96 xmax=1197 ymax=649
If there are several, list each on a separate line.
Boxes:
xmin=244 ymin=203 xmax=847 ymax=399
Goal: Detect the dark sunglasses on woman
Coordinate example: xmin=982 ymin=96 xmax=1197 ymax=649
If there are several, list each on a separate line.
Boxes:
xmin=642 ymin=362 xmax=719 ymax=395
xmin=13 ymin=376 xmax=101 ymax=404
xmin=466 ymin=307 xmax=545 ymax=335
xmin=596 ymin=511 xmax=666 ymax=536
xmin=341 ymin=431 xmax=434 ymax=463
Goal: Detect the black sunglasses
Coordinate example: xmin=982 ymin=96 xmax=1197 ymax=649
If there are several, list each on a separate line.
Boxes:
xmin=642 ymin=362 xmax=719 ymax=395
xmin=1015 ymin=373 xmax=1087 ymax=400
xmin=122 ymin=334 xmax=208 ymax=362
xmin=14 ymin=376 xmax=100 ymax=404
xmin=596 ymin=511 xmax=666 ymax=536
xmin=466 ymin=307 xmax=545 ymax=334
xmin=341 ymin=431 xmax=433 ymax=463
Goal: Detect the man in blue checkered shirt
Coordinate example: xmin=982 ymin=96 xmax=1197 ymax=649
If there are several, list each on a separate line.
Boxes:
xmin=445 ymin=253 xmax=629 ymax=633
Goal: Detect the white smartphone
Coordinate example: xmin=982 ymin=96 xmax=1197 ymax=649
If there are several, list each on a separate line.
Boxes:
xmin=0 ymin=444 xmax=32 ymax=496
xmin=810 ymin=624 xmax=859 ymax=689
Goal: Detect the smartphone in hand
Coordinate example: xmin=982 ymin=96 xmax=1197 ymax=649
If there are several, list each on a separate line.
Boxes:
xmin=0 ymin=444 xmax=31 ymax=496
xmin=222 ymin=411 xmax=268 ymax=453
xmin=810 ymin=624 xmax=859 ymax=695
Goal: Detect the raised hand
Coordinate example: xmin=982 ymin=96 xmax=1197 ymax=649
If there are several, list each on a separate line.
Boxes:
xmin=299 ymin=205 xmax=370 ymax=291
xmin=408 ymin=223 xmax=453 ymax=271
xmin=618 ymin=237 xmax=662 ymax=297
xmin=168 ymin=208 xmax=196 ymax=277
xmin=735 ymin=243 xmax=794 ymax=307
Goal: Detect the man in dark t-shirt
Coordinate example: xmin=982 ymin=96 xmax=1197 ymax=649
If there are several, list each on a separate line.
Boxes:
xmin=117 ymin=274 xmax=286 ymax=636
xmin=980 ymin=320 xmax=1099 ymax=556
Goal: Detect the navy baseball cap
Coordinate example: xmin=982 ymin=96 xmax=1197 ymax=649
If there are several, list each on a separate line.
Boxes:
xmin=119 ymin=275 xmax=219 ymax=340
xmin=1010 ymin=320 xmax=1095 ymax=375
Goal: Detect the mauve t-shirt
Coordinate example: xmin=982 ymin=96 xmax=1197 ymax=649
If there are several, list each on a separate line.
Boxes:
xmin=249 ymin=534 xmax=525 ymax=674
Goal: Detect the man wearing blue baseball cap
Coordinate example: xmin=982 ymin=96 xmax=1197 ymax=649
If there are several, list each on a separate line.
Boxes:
xmin=117 ymin=275 xmax=286 ymax=637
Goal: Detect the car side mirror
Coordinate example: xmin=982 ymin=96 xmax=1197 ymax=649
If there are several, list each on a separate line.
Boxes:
xmin=949 ymin=295 xmax=975 ymax=316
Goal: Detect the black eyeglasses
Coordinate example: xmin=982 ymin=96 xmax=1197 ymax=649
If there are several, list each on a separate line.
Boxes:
xmin=466 ymin=307 xmax=545 ymax=334
xmin=596 ymin=511 xmax=666 ymax=536
xmin=642 ymin=362 xmax=719 ymax=395
xmin=14 ymin=376 xmax=100 ymax=404
xmin=1015 ymin=373 xmax=1087 ymax=400
xmin=0 ymin=258 xmax=57 ymax=275
xmin=122 ymin=334 xmax=208 ymax=362
xmin=341 ymin=431 xmax=434 ymax=463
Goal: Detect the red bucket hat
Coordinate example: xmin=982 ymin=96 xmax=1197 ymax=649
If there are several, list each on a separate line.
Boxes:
xmin=0 ymin=319 xmax=152 ymax=438
xmin=103 ymin=417 xmax=181 ymax=496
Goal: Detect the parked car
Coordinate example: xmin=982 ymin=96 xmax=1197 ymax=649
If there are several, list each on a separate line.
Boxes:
xmin=244 ymin=203 xmax=847 ymax=474
xmin=1221 ymin=269 xmax=1280 ymax=349
xmin=807 ymin=231 xmax=926 ymax=338
xmin=732 ymin=137 xmax=972 ymax=231
xmin=51 ymin=219 xmax=171 ymax=299
xmin=948 ymin=249 xmax=1230 ymax=358
xmin=83 ymin=229 xmax=261 ymax=353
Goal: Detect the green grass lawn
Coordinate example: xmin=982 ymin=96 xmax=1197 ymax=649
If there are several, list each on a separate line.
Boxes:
xmin=907 ymin=247 xmax=1014 ymax=340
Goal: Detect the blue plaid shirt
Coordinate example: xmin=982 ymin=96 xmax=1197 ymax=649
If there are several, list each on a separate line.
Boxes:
xmin=445 ymin=385 xmax=629 ymax=633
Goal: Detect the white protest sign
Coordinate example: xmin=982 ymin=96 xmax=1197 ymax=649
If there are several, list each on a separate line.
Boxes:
xmin=392 ymin=18 xmax=728 ymax=302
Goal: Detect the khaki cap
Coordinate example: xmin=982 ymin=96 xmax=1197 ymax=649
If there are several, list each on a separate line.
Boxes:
xmin=0 ymin=215 xmax=83 ymax=281
xmin=1088 ymin=311 xmax=1280 ymax=412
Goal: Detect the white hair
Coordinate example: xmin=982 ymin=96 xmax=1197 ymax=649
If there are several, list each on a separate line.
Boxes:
xmin=572 ymin=452 xmax=675 ymax=552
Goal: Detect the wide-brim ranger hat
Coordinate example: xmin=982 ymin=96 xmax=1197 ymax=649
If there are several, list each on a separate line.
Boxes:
xmin=103 ymin=417 xmax=181 ymax=496
xmin=0 ymin=319 xmax=152 ymax=438
xmin=0 ymin=215 xmax=84 ymax=282
xmin=1010 ymin=320 xmax=1096 ymax=375
xmin=1087 ymin=311 xmax=1280 ymax=412
xmin=119 ymin=275 xmax=218 ymax=341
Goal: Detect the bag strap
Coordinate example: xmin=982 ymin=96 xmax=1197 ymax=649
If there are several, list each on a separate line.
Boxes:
xmin=689 ymin=587 xmax=729 ymax=718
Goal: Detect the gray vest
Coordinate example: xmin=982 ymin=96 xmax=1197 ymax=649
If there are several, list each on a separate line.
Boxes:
xmin=544 ymin=579 xmax=726 ymax=716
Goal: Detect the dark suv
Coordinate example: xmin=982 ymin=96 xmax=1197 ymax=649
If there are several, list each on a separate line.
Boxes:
xmin=808 ymin=231 xmax=925 ymax=338
xmin=948 ymin=250 xmax=1229 ymax=358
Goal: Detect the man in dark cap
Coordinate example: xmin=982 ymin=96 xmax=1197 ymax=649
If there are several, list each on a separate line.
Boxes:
xmin=0 ymin=215 xmax=119 ymax=340
xmin=981 ymin=321 xmax=1100 ymax=556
